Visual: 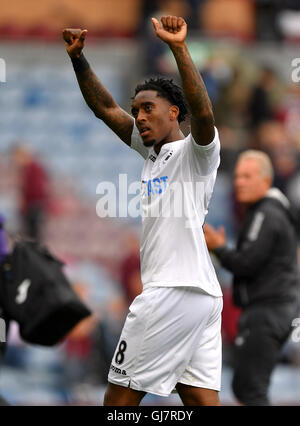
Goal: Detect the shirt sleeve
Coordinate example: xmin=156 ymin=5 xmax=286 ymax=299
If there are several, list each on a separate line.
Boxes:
xmin=130 ymin=123 xmax=149 ymax=160
xmin=186 ymin=126 xmax=221 ymax=176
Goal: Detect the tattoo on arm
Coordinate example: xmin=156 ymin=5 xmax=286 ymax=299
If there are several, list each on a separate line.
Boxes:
xmin=170 ymin=43 xmax=215 ymax=145
xmin=75 ymin=68 xmax=133 ymax=145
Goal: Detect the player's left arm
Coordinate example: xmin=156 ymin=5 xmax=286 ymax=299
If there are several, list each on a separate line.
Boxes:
xmin=152 ymin=16 xmax=215 ymax=146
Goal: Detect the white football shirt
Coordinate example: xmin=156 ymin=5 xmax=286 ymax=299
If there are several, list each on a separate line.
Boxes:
xmin=131 ymin=124 xmax=222 ymax=297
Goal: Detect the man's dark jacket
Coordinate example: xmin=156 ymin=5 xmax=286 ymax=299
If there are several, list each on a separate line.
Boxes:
xmin=214 ymin=188 xmax=299 ymax=307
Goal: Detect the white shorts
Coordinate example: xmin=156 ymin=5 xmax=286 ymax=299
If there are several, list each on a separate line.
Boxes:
xmin=108 ymin=286 xmax=223 ymax=397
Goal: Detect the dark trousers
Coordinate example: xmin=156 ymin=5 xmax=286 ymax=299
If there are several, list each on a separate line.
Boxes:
xmin=232 ymin=302 xmax=298 ymax=406
xmin=0 ymin=395 xmax=10 ymax=406
xmin=23 ymin=205 xmax=44 ymax=242
xmin=0 ymin=309 xmax=9 ymax=405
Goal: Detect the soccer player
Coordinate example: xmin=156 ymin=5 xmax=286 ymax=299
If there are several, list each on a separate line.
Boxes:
xmin=63 ymin=16 xmax=223 ymax=406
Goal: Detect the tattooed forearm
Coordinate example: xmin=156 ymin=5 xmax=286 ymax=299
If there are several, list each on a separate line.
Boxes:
xmin=171 ymin=43 xmax=213 ymax=119
xmin=170 ymin=42 xmax=215 ymax=145
xmin=74 ymin=68 xmax=133 ymax=145
xmin=75 ymin=68 xmax=116 ymax=117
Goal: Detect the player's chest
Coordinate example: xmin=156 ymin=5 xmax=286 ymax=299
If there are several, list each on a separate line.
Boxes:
xmin=141 ymin=148 xmax=180 ymax=199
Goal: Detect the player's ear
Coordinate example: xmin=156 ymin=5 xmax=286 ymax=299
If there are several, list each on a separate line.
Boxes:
xmin=169 ymin=105 xmax=179 ymax=121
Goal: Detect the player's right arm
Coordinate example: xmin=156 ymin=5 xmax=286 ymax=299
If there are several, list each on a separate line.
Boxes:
xmin=62 ymin=28 xmax=134 ymax=146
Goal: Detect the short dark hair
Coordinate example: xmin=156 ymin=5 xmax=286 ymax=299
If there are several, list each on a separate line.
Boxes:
xmin=133 ymin=77 xmax=189 ymax=123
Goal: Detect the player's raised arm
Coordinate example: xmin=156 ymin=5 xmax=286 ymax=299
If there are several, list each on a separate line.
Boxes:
xmin=62 ymin=28 xmax=134 ymax=146
xmin=152 ymin=17 xmax=215 ymax=146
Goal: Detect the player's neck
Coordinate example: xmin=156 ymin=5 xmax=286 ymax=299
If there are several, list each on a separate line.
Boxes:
xmin=154 ymin=129 xmax=184 ymax=155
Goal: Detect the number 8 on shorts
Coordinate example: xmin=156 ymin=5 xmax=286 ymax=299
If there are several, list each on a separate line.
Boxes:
xmin=115 ymin=340 xmax=127 ymax=365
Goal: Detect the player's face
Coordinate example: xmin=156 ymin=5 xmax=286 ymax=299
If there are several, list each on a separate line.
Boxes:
xmin=131 ymin=90 xmax=176 ymax=147
xmin=234 ymin=158 xmax=270 ymax=205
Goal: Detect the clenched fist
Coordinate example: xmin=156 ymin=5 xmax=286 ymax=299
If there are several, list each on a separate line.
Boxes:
xmin=152 ymin=16 xmax=187 ymax=46
xmin=62 ymin=28 xmax=88 ymax=59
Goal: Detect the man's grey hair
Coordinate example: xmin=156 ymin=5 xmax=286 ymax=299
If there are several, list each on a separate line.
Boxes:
xmin=237 ymin=150 xmax=274 ymax=182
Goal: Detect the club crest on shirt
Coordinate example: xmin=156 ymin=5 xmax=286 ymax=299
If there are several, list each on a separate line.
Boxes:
xmin=162 ymin=150 xmax=174 ymax=164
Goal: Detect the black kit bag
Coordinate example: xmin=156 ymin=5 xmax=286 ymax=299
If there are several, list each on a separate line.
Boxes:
xmin=0 ymin=240 xmax=91 ymax=346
